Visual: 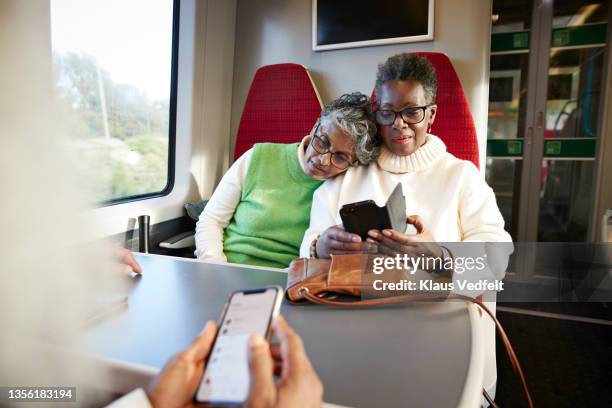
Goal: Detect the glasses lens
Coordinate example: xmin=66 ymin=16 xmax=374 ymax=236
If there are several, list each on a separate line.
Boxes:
xmin=312 ymin=135 xmax=329 ymax=153
xmin=400 ymin=107 xmax=425 ymax=124
xmin=330 ymin=155 xmax=350 ymax=170
xmin=375 ymin=110 xmax=396 ymax=125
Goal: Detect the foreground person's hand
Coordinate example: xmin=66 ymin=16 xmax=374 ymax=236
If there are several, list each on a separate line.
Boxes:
xmin=367 ymin=215 xmax=443 ymax=263
xmin=246 ymin=316 xmax=323 ymax=408
xmin=146 ymin=321 xmax=217 ymax=408
xmin=316 ymin=225 xmax=378 ymax=258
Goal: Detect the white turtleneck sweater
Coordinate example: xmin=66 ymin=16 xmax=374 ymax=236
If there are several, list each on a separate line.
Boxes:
xmin=300 ymin=134 xmax=511 ymax=257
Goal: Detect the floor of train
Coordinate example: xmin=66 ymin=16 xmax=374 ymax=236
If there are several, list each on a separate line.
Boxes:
xmin=495 ymin=303 xmax=612 ymax=407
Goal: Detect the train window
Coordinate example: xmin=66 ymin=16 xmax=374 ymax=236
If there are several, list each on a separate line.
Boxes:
xmin=50 ymin=0 xmax=178 ymax=204
xmin=552 ymin=0 xmax=609 ymax=28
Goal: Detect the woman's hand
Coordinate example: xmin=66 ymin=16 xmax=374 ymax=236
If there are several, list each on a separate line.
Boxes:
xmin=367 ymin=215 xmax=443 ymax=262
xmin=315 ymin=225 xmax=378 ymax=259
xmin=246 ymin=316 xmax=323 ymax=408
xmin=146 ymin=321 xmax=218 ymax=408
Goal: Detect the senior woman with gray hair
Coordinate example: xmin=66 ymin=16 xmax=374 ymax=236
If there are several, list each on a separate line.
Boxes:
xmin=195 ymin=92 xmax=378 ymax=268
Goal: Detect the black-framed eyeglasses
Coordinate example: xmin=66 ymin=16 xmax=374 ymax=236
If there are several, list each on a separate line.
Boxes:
xmin=310 ymin=124 xmax=357 ymax=170
xmin=374 ymin=104 xmax=433 ymax=126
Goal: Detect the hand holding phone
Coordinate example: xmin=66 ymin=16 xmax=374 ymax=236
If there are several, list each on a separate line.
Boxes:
xmin=146 ymin=320 xmax=219 ymax=408
xmin=247 ymin=316 xmax=323 ymax=408
xmin=144 ymin=288 xmax=323 ymax=408
xmin=315 ymin=225 xmax=379 ymax=259
xmin=195 ymin=287 xmax=283 ymax=405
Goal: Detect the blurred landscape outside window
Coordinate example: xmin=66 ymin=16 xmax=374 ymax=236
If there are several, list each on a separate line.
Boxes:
xmin=50 ymin=0 xmax=174 ymax=203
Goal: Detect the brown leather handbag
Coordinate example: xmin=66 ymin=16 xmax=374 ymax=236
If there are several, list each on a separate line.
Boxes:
xmin=286 ymin=254 xmax=534 ymax=408
xmin=286 ymin=253 xmax=453 ymax=305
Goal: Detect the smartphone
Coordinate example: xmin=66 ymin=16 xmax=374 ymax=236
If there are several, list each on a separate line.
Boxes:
xmin=340 ymin=200 xmax=390 ymax=240
xmin=194 ymin=286 xmax=283 ymax=406
xmin=340 ymin=182 xmax=407 ymax=240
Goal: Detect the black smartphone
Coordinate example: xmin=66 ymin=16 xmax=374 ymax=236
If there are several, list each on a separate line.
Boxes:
xmin=194 ymin=286 xmax=283 ymax=406
xmin=339 ymin=182 xmax=407 ymax=240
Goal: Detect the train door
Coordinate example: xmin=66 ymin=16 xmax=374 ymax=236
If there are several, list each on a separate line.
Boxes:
xmin=487 ymin=0 xmax=610 ymax=242
xmin=487 ymin=0 xmax=610 ymax=287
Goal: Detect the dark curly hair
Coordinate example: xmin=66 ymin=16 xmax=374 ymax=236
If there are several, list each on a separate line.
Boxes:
xmin=320 ymin=92 xmax=378 ymax=164
xmin=375 ymin=54 xmax=437 ymax=104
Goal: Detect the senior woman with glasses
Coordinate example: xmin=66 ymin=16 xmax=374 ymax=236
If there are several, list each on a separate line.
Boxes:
xmin=301 ymin=54 xmax=511 ymax=259
xmin=195 ymin=92 xmax=378 ymax=268
xmin=300 ymin=54 xmax=511 ymax=405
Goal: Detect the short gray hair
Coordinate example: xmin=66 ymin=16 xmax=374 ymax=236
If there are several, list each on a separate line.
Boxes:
xmin=375 ymin=54 xmax=437 ymax=104
xmin=319 ymin=92 xmax=378 ymax=164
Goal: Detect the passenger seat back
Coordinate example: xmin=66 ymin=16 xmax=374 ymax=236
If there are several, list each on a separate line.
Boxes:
xmin=233 ymin=63 xmax=323 ymax=161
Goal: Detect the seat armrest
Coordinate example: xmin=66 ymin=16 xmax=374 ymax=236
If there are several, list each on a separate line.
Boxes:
xmin=159 ymin=231 xmax=195 ymax=249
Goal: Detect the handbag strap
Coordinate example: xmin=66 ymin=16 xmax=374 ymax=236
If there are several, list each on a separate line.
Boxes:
xmin=300 ymin=289 xmax=534 ymax=408
xmin=299 ymin=288 xmax=445 ymax=306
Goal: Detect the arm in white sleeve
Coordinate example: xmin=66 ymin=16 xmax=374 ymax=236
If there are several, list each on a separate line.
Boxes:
xmin=194 ymin=149 xmax=253 ymax=261
xmin=456 ymin=163 xmax=514 ymax=282
xmin=459 ymin=163 xmax=512 ymax=243
xmin=300 ymin=180 xmax=341 ymax=258
xmin=106 ymin=388 xmax=152 ymax=408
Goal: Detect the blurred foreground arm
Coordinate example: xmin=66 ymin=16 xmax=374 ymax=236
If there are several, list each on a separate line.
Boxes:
xmin=113 ymin=245 xmax=142 ymax=274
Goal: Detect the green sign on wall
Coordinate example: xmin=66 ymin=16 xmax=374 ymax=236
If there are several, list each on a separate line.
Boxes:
xmin=491 ymin=23 xmax=607 ymax=53
xmin=487 ymin=139 xmax=523 ymax=157
xmin=552 ymin=23 xmax=607 ymax=48
xmin=543 ymin=139 xmax=596 ymax=158
xmin=487 ymin=139 xmax=596 ymax=158
xmin=491 ymin=31 xmax=530 ymax=53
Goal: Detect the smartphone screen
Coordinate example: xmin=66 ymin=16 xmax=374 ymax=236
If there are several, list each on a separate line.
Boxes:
xmin=195 ymin=287 xmax=282 ymax=405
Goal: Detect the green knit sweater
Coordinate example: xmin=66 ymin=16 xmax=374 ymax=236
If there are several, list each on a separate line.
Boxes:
xmin=223 ymin=143 xmax=323 ymax=268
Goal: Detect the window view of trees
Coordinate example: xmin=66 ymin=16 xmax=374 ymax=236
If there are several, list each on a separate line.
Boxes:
xmin=50 ymin=0 xmax=174 ymax=203
xmin=53 ymin=52 xmax=170 ymax=202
